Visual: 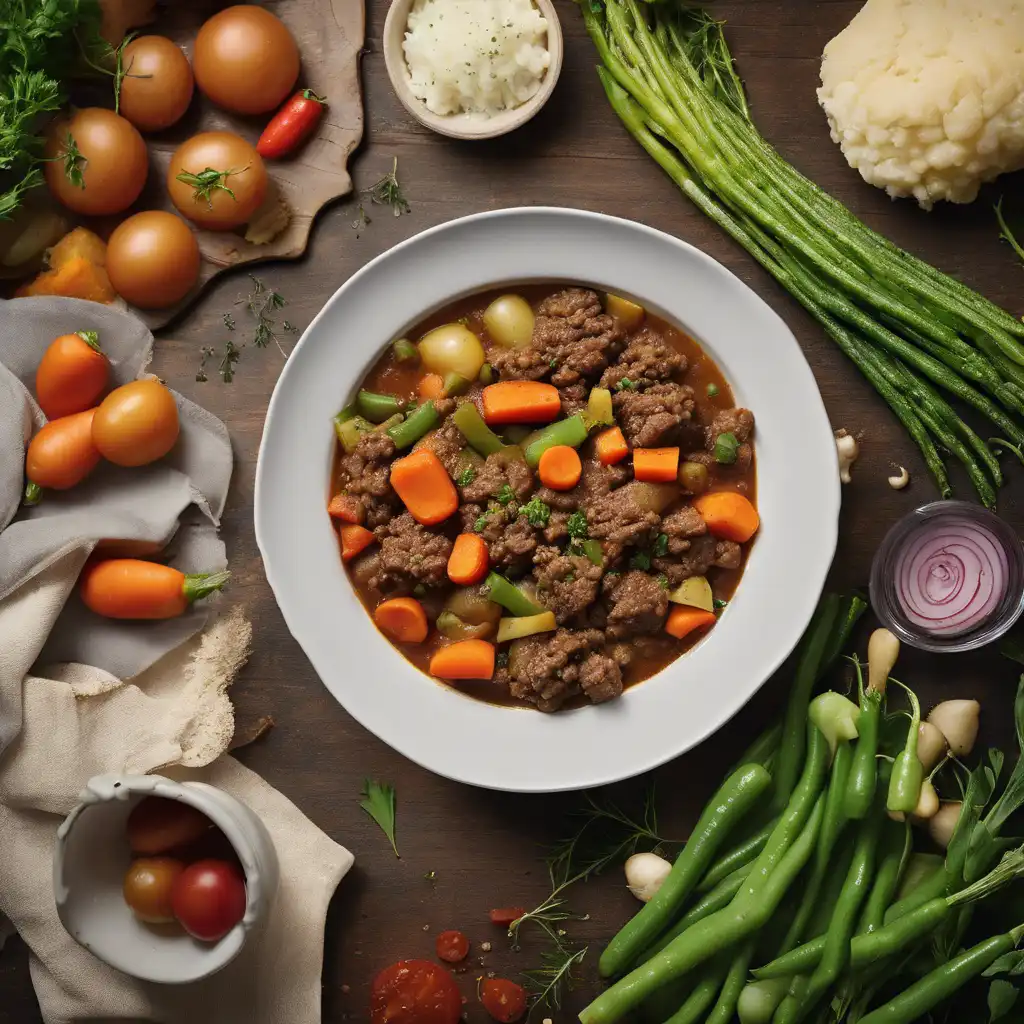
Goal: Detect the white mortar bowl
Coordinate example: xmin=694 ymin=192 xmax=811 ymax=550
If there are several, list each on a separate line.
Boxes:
xmin=54 ymin=773 xmax=279 ymax=984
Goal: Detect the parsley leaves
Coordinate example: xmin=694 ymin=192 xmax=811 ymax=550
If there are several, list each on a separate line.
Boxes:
xmin=495 ymin=483 xmax=517 ymax=507
xmin=615 ymin=377 xmax=636 ymax=391
xmin=360 ymin=779 xmax=399 ymax=857
xmin=520 ymin=496 xmax=551 ymax=527
xmin=652 ymin=533 xmax=669 ymax=557
xmin=474 ymin=511 xmax=492 ymax=532
xmin=456 ymin=467 xmax=475 ymax=487
xmin=630 ymin=550 xmax=652 ymax=571
xmin=566 ymin=510 xmax=589 ymax=540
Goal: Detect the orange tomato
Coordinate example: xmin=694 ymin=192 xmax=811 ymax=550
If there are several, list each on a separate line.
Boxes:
xmin=118 ymin=35 xmax=195 ymax=132
xmin=35 ymin=332 xmax=109 ymax=420
xmin=123 ymin=857 xmax=185 ymax=923
xmin=106 ymin=212 xmax=200 ymax=310
xmin=25 ymin=409 xmax=101 ymax=497
xmin=92 ymin=380 xmax=180 ymax=467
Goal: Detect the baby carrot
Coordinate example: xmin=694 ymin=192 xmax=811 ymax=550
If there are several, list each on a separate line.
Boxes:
xmin=418 ymin=373 xmax=446 ymax=401
xmin=482 ymin=381 xmax=561 ymax=425
xmin=35 ymin=331 xmax=109 ymax=420
xmin=448 ymin=533 xmax=490 ymax=585
xmin=429 ymin=639 xmax=496 ymax=680
xmin=79 ymin=559 xmax=229 ymax=619
xmin=634 ymin=447 xmax=680 ymax=483
xmin=694 ymin=491 xmax=760 ymax=543
xmin=374 ymin=597 xmax=429 ymax=643
xmin=665 ymin=606 xmax=717 ymax=640
xmin=596 ymin=426 xmax=629 ymax=466
xmin=25 ymin=408 xmax=101 ymax=503
xmin=538 ymin=444 xmax=582 ymax=491
xmin=327 ymin=493 xmax=363 ymax=523
xmin=390 ymin=449 xmax=459 ymax=525
xmin=339 ymin=523 xmax=375 ymax=561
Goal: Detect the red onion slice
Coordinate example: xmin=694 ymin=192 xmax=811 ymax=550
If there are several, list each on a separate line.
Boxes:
xmin=894 ymin=515 xmax=1008 ymax=637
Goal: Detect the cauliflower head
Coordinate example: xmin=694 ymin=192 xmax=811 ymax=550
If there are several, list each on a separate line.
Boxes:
xmin=818 ymin=0 xmax=1024 ymax=208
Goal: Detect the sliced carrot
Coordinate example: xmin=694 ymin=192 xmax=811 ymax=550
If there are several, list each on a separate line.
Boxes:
xmin=328 ymin=493 xmax=364 ymax=524
xmin=665 ymin=606 xmax=717 ymax=640
xmin=538 ymin=444 xmax=582 ymax=491
xmin=448 ymin=533 xmax=490 ymax=586
xmin=374 ymin=597 xmax=429 ymax=643
xmin=339 ymin=523 xmax=375 ymax=562
xmin=390 ymin=448 xmax=459 ymax=526
xmin=429 ymin=639 xmax=496 ymax=680
xmin=482 ymin=381 xmax=561 ymax=425
xmin=694 ymin=491 xmax=760 ymax=543
xmin=634 ymin=447 xmax=680 ymax=483
xmin=596 ymin=426 xmax=629 ymax=466
xmin=418 ymin=373 xmax=446 ymax=401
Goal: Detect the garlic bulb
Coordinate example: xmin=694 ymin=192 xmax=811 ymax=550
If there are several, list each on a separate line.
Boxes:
xmin=625 ymin=852 xmax=672 ymax=903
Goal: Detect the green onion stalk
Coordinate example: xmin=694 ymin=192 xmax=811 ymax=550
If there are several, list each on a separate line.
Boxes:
xmin=580 ymin=0 xmax=1024 ymax=505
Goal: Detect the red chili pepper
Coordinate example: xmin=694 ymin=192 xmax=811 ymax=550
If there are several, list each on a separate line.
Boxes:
xmin=256 ymin=89 xmax=327 ymax=159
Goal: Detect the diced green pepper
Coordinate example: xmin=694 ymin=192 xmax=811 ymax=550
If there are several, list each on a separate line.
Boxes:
xmin=357 ymin=390 xmax=404 ymax=423
xmin=443 ymin=372 xmax=471 ymax=397
xmin=496 ymin=611 xmax=557 ymax=644
xmin=387 ymin=401 xmax=439 ymax=449
xmin=453 ymin=402 xmax=506 ymax=456
xmin=585 ymin=387 xmax=614 ymax=428
xmin=392 ymin=338 xmax=419 ymax=364
xmin=502 ymin=424 xmax=532 ymax=446
xmin=334 ymin=413 xmax=373 ymax=453
xmin=578 ymin=539 xmax=603 ymax=566
xmin=523 ymin=414 xmax=589 ymax=468
xmin=484 ymin=571 xmax=544 ymax=617
xmin=479 ymin=362 xmax=495 ymax=385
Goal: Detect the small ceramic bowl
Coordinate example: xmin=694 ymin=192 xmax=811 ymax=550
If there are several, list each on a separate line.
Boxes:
xmin=54 ymin=773 xmax=279 ymax=985
xmin=382 ymin=0 xmax=563 ymax=140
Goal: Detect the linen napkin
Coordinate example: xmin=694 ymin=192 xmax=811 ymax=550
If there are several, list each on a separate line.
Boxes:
xmin=0 ymin=298 xmax=354 ymax=1024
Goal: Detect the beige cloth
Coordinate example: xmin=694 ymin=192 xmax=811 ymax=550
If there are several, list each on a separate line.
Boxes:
xmin=0 ymin=298 xmax=354 ymax=1023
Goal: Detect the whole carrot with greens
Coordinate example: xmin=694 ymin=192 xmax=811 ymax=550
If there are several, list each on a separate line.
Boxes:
xmin=79 ymin=559 xmax=229 ymax=619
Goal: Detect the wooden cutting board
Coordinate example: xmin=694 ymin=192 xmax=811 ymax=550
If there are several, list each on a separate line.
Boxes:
xmin=133 ymin=0 xmax=365 ymax=329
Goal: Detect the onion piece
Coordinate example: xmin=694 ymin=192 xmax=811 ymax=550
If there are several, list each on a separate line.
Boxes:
xmin=893 ymin=514 xmax=1009 ymax=637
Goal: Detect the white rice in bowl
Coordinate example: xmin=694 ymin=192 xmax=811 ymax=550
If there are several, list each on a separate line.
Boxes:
xmin=403 ymin=0 xmax=551 ymax=118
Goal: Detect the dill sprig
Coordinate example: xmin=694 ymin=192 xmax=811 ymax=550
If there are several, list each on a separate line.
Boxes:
xmin=522 ymin=945 xmax=588 ymax=1013
xmin=243 ymin=275 xmax=294 ymax=356
xmin=366 ymin=157 xmax=410 ymax=217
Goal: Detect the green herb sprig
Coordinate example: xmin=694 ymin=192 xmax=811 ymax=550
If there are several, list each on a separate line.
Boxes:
xmin=360 ymin=779 xmax=399 ymax=858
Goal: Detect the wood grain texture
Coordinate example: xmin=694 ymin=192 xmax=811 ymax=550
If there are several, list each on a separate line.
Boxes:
xmin=4 ymin=1 xmax=1024 ymax=1020
xmin=134 ymin=0 xmax=365 ymax=329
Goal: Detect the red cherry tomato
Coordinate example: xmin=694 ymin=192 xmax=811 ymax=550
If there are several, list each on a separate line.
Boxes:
xmin=370 ymin=959 xmax=462 ymax=1024
xmin=170 ymin=858 xmax=246 ymax=941
xmin=256 ymin=90 xmax=327 ymax=159
xmin=480 ymin=978 xmax=528 ymax=1023
xmin=435 ymin=929 xmax=470 ymax=963
xmin=488 ymin=907 xmax=526 ymax=927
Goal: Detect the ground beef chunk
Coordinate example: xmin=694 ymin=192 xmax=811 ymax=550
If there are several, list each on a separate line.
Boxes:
xmin=714 ymin=540 xmax=743 ymax=570
xmin=600 ymin=328 xmax=685 ymax=390
xmin=418 ymin=418 xmax=465 ymax=477
xmin=614 ymin=382 xmax=695 ymax=448
xmin=492 ymin=288 xmax=622 ymax=386
xmin=544 ymin=511 xmax=570 ymax=543
xmin=369 ymin=512 xmax=452 ymax=592
xmin=587 ymin=487 xmax=661 ymax=551
xmin=461 ymin=453 xmax=533 ymax=504
xmin=505 ymin=628 xmax=605 ymax=712
xmin=535 ymin=486 xmax=580 ymax=512
xmin=559 ymin=383 xmax=589 ymax=415
xmin=490 ymin=516 xmax=538 ymax=573
xmin=707 ymin=408 xmax=755 ymax=471
xmin=533 ymin=545 xmax=604 ymax=624
xmin=604 ymin=570 xmax=669 ymax=638
xmin=579 ymin=653 xmax=623 ymax=703
xmin=337 ymin=432 xmax=400 ymax=527
xmin=654 ymin=534 xmax=720 ymax=586
xmin=661 ymin=505 xmax=708 ymax=555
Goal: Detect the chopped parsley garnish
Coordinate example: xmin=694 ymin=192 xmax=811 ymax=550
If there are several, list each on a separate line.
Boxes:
xmin=566 ymin=510 xmax=589 ymax=540
xmin=496 ymin=650 xmax=510 ymax=668
xmin=616 ymin=377 xmax=636 ymax=391
xmin=474 ymin=511 xmax=492 ymax=532
xmin=456 ymin=467 xmax=476 ymax=487
xmin=714 ymin=431 xmax=740 ymax=465
xmin=652 ymin=533 xmax=669 ymax=557
xmin=706 ymin=383 xmax=719 ymax=398
xmin=549 ymin=358 xmax=559 ymax=369
xmin=629 ymin=550 xmax=652 ymax=571
xmin=657 ymin=574 xmax=670 ymax=589
xmin=714 ymin=598 xmax=729 ymax=609
xmin=495 ymin=483 xmax=517 ymax=507
xmin=520 ymin=496 xmax=551 ymax=527
xmin=564 ymin=572 xmax=576 ymax=583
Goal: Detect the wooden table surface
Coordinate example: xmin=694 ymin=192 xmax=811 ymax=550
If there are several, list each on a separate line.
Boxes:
xmin=4 ymin=1 xmax=1024 ymax=1020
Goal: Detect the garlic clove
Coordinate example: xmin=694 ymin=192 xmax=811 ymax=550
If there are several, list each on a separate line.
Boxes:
xmin=917 ymin=721 xmax=949 ymax=774
xmin=928 ymin=802 xmax=962 ymax=849
xmin=835 ymin=429 xmax=859 ymax=485
xmin=888 ymin=466 xmax=910 ymax=490
xmin=927 ymin=700 xmax=980 ymax=758
xmin=624 ymin=852 xmax=672 ymax=903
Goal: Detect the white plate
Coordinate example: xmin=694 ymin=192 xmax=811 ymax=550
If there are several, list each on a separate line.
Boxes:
xmin=255 ymin=208 xmax=839 ymax=793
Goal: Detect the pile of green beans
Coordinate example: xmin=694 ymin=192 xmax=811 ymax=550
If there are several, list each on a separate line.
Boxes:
xmin=581 ymin=596 xmax=1024 ymax=1024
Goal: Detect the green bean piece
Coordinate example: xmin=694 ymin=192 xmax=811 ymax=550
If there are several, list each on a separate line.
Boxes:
xmin=483 ymin=571 xmax=543 ymax=617
xmin=578 ymin=793 xmax=827 ymax=1024
xmin=731 ymin=722 xmax=783 ymax=773
xmin=845 ymin=672 xmax=883 ymax=819
xmin=663 ymin=955 xmax=729 ymax=1024
xmin=819 ymin=594 xmax=868 ymax=672
xmin=392 ymin=338 xmax=419 ymax=364
xmin=443 ymin=372 xmax=470 ymax=396
xmin=523 ymin=413 xmax=589 ymax=468
xmin=858 ymin=928 xmax=1024 ymax=1024
xmin=857 ymin=818 xmax=911 ymax=936
xmin=387 ymin=400 xmax=438 ymax=449
xmin=478 ymin=362 xmax=495 ymax=385
xmin=705 ymin=940 xmax=754 ymax=1024
xmin=452 ymin=402 xmax=506 ymax=456
xmin=357 ymin=389 xmax=403 ymax=424
xmin=887 ymin=682 xmax=924 ymax=814
xmin=737 ymin=979 xmax=789 ymax=1024
xmin=600 ymin=764 xmax=773 ymax=978
xmin=697 ymin=818 xmax=777 ymax=893
xmin=772 ymin=595 xmax=842 ymax=811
